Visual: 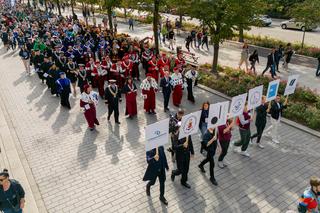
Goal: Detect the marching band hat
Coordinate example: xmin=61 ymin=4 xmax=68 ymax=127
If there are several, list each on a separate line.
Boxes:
xmin=59 ymin=72 xmax=65 ymax=75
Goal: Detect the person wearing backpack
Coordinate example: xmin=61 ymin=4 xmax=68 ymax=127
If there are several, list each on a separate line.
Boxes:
xmin=0 ymin=169 xmax=25 ymax=213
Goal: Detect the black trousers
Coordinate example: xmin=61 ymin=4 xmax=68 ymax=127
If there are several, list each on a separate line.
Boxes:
xmin=251 ymin=122 xmax=266 ymax=143
xmin=199 ymin=142 xmax=216 ymax=179
xmin=60 ymin=91 xmax=71 ymax=109
xmin=173 ymin=156 xmax=190 ymax=184
xmin=163 ymin=92 xmax=170 ymax=109
xmin=218 ymin=140 xmax=230 ymax=162
xmin=147 ymin=168 xmax=166 ymax=198
xmin=187 ymin=83 xmax=194 ymax=102
xmin=108 ymin=105 xmax=119 ymax=122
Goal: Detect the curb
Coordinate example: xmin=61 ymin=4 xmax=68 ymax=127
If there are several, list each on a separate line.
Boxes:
xmin=197 ymin=84 xmax=320 ymax=138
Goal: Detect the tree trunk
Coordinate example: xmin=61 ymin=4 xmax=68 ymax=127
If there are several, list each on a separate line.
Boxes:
xmin=211 ymin=42 xmax=219 ymax=73
xmin=179 ymin=13 xmax=183 ymax=28
xmin=56 ymin=0 xmax=61 ymax=16
xmin=301 ymin=28 xmax=306 ymax=49
xmin=124 ymin=8 xmax=127 ymax=20
xmin=107 ymin=6 xmax=113 ymax=34
xmin=70 ymin=0 xmax=75 ymax=16
xmin=238 ymin=26 xmax=244 ymax=43
xmin=153 ymin=0 xmax=160 ymax=55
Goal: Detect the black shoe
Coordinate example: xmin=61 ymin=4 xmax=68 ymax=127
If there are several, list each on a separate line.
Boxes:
xmin=181 ymin=182 xmax=191 ymax=188
xmin=107 ymin=116 xmax=110 ymax=121
xmin=115 ymin=121 xmax=121 ymax=125
xmin=165 ymin=107 xmax=170 ymax=111
xmin=198 ymin=164 xmax=205 ymax=173
xmin=146 ymin=185 xmax=150 ymax=196
xmin=210 ymin=177 xmax=218 ymax=186
xmin=171 ymin=172 xmax=175 ymax=182
xmin=159 ymin=196 xmax=168 ymax=205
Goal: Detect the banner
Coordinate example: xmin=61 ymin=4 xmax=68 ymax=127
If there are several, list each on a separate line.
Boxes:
xmin=266 ymin=79 xmax=280 ymax=102
xmin=207 ymin=101 xmax=229 ymax=129
xmin=229 ymin=93 xmax=248 ymax=117
xmin=179 ymin=110 xmax=201 ymax=139
xmin=284 ymin=75 xmax=299 ymax=96
xmin=248 ymin=85 xmax=263 ymax=110
xmin=145 ymin=118 xmax=170 ymax=151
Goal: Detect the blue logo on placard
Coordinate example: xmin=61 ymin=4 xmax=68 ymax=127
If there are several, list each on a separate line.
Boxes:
xmin=268 ymin=84 xmax=277 ymax=98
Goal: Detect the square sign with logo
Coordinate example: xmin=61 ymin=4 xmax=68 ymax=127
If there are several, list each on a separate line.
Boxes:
xmin=145 ymin=118 xmax=170 ymax=151
xmin=284 ymin=75 xmax=299 ymax=96
xmin=266 ymin=79 xmax=280 ymax=102
xmin=179 ymin=111 xmax=201 ymax=140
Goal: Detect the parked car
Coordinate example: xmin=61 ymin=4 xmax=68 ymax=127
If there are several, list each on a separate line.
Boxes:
xmin=258 ymin=15 xmax=272 ymax=27
xmin=280 ymin=19 xmax=318 ymax=31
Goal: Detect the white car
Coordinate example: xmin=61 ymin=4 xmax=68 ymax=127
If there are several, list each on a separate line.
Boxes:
xmin=281 ymin=19 xmax=317 ymax=31
xmin=258 ymin=15 xmax=272 ymax=27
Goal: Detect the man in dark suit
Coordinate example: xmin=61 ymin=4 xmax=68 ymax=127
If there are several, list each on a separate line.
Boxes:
xmin=171 ymin=129 xmax=194 ymax=189
xmin=104 ymin=79 xmax=121 ymax=124
xmin=251 ymin=96 xmax=269 ymax=148
xmin=262 ymin=48 xmax=276 ymax=79
xmin=160 ymin=71 xmax=172 ymax=112
xmin=265 ymin=95 xmax=288 ymax=144
xmin=143 ymin=146 xmax=169 ymax=205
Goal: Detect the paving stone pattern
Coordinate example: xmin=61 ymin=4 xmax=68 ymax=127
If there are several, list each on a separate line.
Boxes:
xmin=0 ymin=45 xmax=320 ymax=213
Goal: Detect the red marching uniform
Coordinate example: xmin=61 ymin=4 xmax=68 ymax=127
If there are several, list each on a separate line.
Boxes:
xmin=80 ymin=88 xmax=100 ymax=129
xmin=101 ymin=57 xmax=113 ymax=80
xmin=157 ymin=55 xmax=170 ymax=78
xmin=148 ymin=58 xmax=159 ymax=82
xmin=92 ymin=62 xmax=108 ymax=97
xmin=123 ymin=82 xmax=138 ymax=117
xmin=129 ymin=51 xmax=140 ymax=80
xmin=140 ymin=74 xmax=158 ymax=113
xmin=171 ymin=69 xmax=184 ymax=107
xmin=110 ymin=62 xmax=126 ymax=89
xmin=175 ymin=55 xmax=186 ymax=69
xmin=122 ymin=57 xmax=133 ymax=78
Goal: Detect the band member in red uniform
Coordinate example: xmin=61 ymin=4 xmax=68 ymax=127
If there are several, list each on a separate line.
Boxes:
xmin=101 ymin=56 xmax=113 ymax=81
xmin=92 ymin=62 xmax=108 ymax=97
xmin=175 ymin=53 xmax=186 ymax=68
xmin=148 ymin=55 xmax=159 ymax=82
xmin=110 ymin=60 xmax=125 ymax=89
xmin=130 ymin=49 xmax=140 ymax=81
xmin=171 ymin=66 xmax=184 ymax=107
xmin=142 ymin=47 xmax=153 ymax=74
xmin=85 ymin=57 xmax=95 ymax=86
xmin=122 ymin=77 xmax=138 ymax=119
xmin=140 ymin=73 xmax=158 ymax=114
xmin=80 ymin=85 xmax=100 ymax=131
xmin=122 ymin=55 xmax=133 ymax=78
xmin=157 ymin=53 xmax=170 ymax=79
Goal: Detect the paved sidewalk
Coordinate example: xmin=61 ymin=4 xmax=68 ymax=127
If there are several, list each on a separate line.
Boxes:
xmin=0 ymin=39 xmax=320 ymax=213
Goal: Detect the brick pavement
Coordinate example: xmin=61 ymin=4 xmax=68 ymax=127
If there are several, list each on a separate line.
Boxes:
xmin=0 ymin=39 xmax=320 ymax=213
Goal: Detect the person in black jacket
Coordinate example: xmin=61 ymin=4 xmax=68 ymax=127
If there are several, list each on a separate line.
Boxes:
xmin=198 ymin=128 xmax=218 ymax=185
xmin=262 ymin=48 xmax=276 ymax=79
xmin=143 ymin=146 xmax=169 ymax=205
xmin=0 ymin=169 xmax=25 ymax=213
xmin=265 ymin=95 xmax=288 ymax=144
xmin=159 ymin=71 xmax=172 ymax=112
xmin=250 ymin=96 xmax=269 ymax=148
xmin=171 ymin=129 xmax=194 ymax=189
xmin=104 ymin=79 xmax=121 ymax=124
xmin=249 ymin=49 xmax=259 ymax=75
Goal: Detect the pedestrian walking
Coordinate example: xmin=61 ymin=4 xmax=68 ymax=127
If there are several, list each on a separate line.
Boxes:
xmin=19 ymin=45 xmax=31 ymax=75
xmin=168 ymin=29 xmax=175 ymax=50
xmin=238 ymin=43 xmax=249 ymax=72
xmin=196 ymin=30 xmax=202 ymax=49
xmin=316 ymin=56 xmax=320 ymax=77
xmin=198 ymin=127 xmax=218 ymax=185
xmin=262 ymin=48 xmax=277 ymax=79
xmin=233 ymin=102 xmax=252 ymax=157
xmin=175 ymin=18 xmax=181 ymax=35
xmin=104 ymin=79 xmax=121 ymax=124
xmin=201 ymin=31 xmax=209 ymax=51
xmin=250 ymin=96 xmax=269 ymax=148
xmin=80 ymin=85 xmax=99 ymax=131
xmin=128 ymin=17 xmax=134 ymax=31
xmin=190 ymin=29 xmax=197 ymax=48
xmin=122 ymin=77 xmax=138 ymax=119
xmin=275 ymin=45 xmax=284 ymax=72
xmin=143 ymin=146 xmax=169 ymax=205
xmin=161 ymin=26 xmax=168 ymax=45
xmin=283 ymin=43 xmax=294 ymax=72
xmin=217 ymin=117 xmax=234 ymax=168
xmin=160 ymin=71 xmax=172 ymax=112
xmin=297 ymin=176 xmax=320 ymax=213
xmin=184 ymin=65 xmax=198 ymax=103
xmin=185 ymin=34 xmax=193 ymax=52
xmin=56 ymin=72 xmax=72 ymax=109
xmin=0 ymin=169 xmax=25 ymax=213
xmin=265 ymin=95 xmax=288 ymax=144
xmin=248 ymin=49 xmax=259 ymax=74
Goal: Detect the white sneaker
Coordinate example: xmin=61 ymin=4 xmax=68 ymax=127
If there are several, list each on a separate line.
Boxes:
xmin=258 ymin=144 xmax=265 ymax=149
xmin=240 ymin=151 xmax=250 ymax=157
xmin=233 ymin=147 xmax=240 ymax=153
xmin=272 ymin=139 xmax=280 ymax=144
xmin=218 ymin=161 xmax=224 ymax=168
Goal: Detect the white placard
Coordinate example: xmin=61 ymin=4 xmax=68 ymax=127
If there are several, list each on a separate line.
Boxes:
xmin=266 ymin=79 xmax=280 ymax=101
xmin=248 ymin=85 xmax=263 ymax=110
xmin=145 ymin=118 xmax=170 ymax=151
xmin=284 ymin=75 xmax=299 ymax=96
xmin=207 ymin=101 xmax=230 ymax=128
xmin=179 ymin=110 xmax=201 ymax=139
xmin=229 ymin=93 xmax=248 ymax=117
xmin=43 ymin=73 xmax=49 ymax=78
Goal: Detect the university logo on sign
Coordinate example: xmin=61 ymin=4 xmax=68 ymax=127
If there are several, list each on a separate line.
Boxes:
xmin=284 ymin=75 xmax=299 ymax=96
xmin=229 ymin=93 xmax=247 ymax=117
xmin=182 ymin=115 xmax=197 ymax=135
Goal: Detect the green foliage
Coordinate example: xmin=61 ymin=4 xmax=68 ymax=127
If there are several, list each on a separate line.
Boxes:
xmin=289 ymin=0 xmax=320 ymax=29
xmin=198 ymin=66 xmax=320 ymax=131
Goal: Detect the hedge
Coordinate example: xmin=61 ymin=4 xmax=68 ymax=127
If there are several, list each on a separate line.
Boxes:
xmin=197 ymin=64 xmax=320 ymax=131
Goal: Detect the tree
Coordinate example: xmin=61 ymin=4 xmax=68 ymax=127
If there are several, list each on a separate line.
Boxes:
xmin=103 ymin=0 xmax=122 ymax=34
xmin=167 ymin=0 xmax=192 ymax=28
xmin=289 ymin=0 xmax=320 ymax=48
xmin=188 ymin=0 xmax=239 ymax=73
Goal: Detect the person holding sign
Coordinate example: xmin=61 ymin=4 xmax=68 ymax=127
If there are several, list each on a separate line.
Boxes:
xmin=265 ymin=95 xmax=288 ymax=144
xmin=250 ymin=96 xmax=269 ymax=148
xmin=104 ymin=79 xmax=121 ymax=124
xmin=233 ymin=102 xmax=252 ymax=157
xmin=198 ymin=127 xmax=218 ymax=186
xmin=217 ymin=117 xmax=234 ymax=168
xmin=171 ymin=129 xmax=194 ymax=189
xmin=143 ymin=146 xmax=169 ymax=205
xmin=80 ymin=85 xmax=100 ymax=131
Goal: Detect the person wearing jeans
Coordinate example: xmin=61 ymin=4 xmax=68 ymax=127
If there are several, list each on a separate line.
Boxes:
xmin=217 ymin=118 xmax=234 ymax=168
xmin=199 ymin=102 xmax=210 ymax=153
xmin=233 ymin=102 xmax=252 ymax=157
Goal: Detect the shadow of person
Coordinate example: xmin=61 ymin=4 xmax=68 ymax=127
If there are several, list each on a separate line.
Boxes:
xmin=105 ymin=123 xmax=123 ymax=165
xmin=51 ymin=106 xmax=71 ymax=133
xmin=77 ymin=128 xmax=98 ymax=170
xmin=125 ymin=116 xmax=142 ymax=149
xmin=38 ymin=94 xmax=60 ymax=120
